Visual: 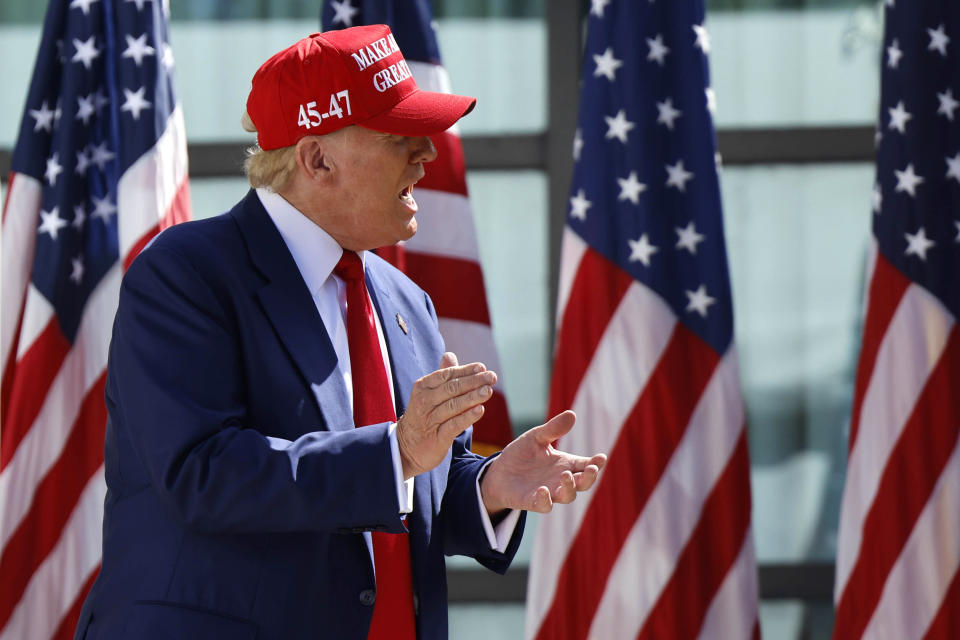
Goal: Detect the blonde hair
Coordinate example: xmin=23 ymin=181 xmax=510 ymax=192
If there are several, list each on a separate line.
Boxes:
xmin=241 ymin=111 xmax=298 ymax=192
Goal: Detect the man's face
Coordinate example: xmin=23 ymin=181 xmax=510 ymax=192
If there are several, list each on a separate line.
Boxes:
xmin=313 ymin=125 xmax=437 ymax=251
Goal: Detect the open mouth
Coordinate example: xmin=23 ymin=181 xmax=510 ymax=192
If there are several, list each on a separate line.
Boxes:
xmin=399 ymin=184 xmax=417 ymax=211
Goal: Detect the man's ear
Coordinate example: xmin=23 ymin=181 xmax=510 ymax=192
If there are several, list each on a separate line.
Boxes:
xmin=295 ymin=136 xmax=331 ymax=181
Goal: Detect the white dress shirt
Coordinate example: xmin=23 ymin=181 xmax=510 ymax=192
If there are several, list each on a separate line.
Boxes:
xmin=257 ymin=188 xmax=519 ymax=551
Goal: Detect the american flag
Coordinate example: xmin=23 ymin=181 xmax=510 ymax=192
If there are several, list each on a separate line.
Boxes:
xmin=832 ymin=3 xmax=960 ymax=638
xmin=525 ymin=1 xmax=760 ymax=638
xmin=0 ymin=0 xmax=190 ymax=637
xmin=322 ymin=0 xmax=513 ymax=454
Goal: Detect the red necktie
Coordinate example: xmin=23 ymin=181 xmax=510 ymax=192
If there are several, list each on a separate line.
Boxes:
xmin=334 ymin=251 xmax=417 ymax=640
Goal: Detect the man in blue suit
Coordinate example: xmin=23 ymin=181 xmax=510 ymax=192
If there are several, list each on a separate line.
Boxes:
xmin=75 ymin=24 xmax=606 ymax=640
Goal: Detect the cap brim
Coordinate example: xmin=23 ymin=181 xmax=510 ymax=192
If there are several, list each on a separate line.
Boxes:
xmin=360 ymin=89 xmax=476 ymax=136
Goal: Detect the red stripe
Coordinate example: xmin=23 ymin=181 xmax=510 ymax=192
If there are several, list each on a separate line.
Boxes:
xmin=0 ymin=373 xmax=107 ymax=632
xmin=398 ymin=252 xmax=491 ymax=325
xmin=753 ymin=620 xmax=761 ymax=640
xmin=2 ymin=172 xmax=16 ymax=224
xmin=636 ymin=433 xmax=753 ymax=640
xmin=0 ymin=319 xmax=71 ymax=470
xmin=122 ymin=177 xmax=192 ymax=272
xmin=832 ymin=326 xmax=960 ymax=640
xmin=547 ymin=249 xmax=633 ymax=418
xmin=420 ymin=131 xmax=468 ymax=196
xmin=534 ymin=325 xmax=720 ymax=640
xmin=0 ymin=296 xmax=27 ymax=434
xmin=472 ymin=390 xmax=512 ymax=449
xmin=848 ymin=254 xmax=911 ymax=450
xmin=923 ymin=562 xmax=960 ymax=640
xmin=50 ymin=565 xmax=99 ymax=640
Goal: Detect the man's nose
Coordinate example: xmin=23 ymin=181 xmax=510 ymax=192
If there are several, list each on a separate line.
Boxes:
xmin=410 ymin=136 xmax=437 ymax=164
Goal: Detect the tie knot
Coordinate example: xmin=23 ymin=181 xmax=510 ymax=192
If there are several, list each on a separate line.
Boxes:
xmin=334 ymin=250 xmax=365 ymax=283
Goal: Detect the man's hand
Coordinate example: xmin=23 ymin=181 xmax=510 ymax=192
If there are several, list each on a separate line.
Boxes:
xmin=397 ymin=352 xmax=496 ymax=479
xmin=480 ymin=410 xmax=606 ymax=515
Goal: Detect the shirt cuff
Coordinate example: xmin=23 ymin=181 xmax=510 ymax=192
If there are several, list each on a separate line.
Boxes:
xmin=388 ymin=422 xmax=414 ymax=514
xmin=476 ymin=457 xmax=521 ymax=553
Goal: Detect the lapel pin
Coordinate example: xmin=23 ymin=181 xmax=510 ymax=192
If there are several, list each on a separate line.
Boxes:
xmin=396 ymin=312 xmax=409 ymax=335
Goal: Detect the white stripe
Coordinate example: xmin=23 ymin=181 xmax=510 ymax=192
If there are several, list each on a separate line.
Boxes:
xmin=1 ymin=175 xmax=42 ymax=370
xmin=863 ymin=438 xmax=960 ymax=640
xmin=698 ymin=528 xmax=759 ymax=640
xmin=401 ymin=189 xmax=480 ymax=262
xmin=0 ymin=263 xmax=119 ymax=551
xmin=436 ymin=317 xmax=504 ymax=374
xmin=117 ymin=104 xmax=188 ymax=262
xmin=835 ymin=284 xmax=954 ymax=599
xmin=14 ymin=284 xmax=54 ymax=361
xmin=554 ymin=227 xmax=587 ymax=331
xmin=407 ymin=60 xmax=462 ymax=137
xmin=0 ymin=467 xmax=104 ymax=640
xmin=587 ymin=352 xmax=746 ymax=640
xmin=525 ymin=280 xmax=676 ymax=639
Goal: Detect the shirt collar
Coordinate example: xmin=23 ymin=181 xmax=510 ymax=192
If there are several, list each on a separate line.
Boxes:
xmin=256 ymin=187 xmax=366 ymax=295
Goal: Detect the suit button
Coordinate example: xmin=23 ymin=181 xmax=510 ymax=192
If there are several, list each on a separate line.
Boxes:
xmin=359 ymin=589 xmax=376 ymax=606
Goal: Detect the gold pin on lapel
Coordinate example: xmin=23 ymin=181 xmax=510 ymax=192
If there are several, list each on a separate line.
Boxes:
xmin=396 ymin=313 xmax=409 ymax=335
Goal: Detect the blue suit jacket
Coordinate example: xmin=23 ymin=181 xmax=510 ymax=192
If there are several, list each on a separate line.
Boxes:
xmin=75 ymin=190 xmax=524 ymax=640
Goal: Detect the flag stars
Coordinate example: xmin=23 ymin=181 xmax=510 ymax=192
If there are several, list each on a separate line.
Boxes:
xmin=76 ymin=94 xmax=96 ymax=125
xmin=872 ymin=183 xmax=882 ymax=214
xmin=572 ymin=129 xmax=584 ymax=161
xmin=70 ymin=256 xmax=85 ymax=284
xmin=628 ymin=234 xmax=658 ymax=266
xmin=888 ymin=100 xmax=912 ymax=134
xmin=72 ymin=35 xmax=101 ymax=70
xmin=927 ymin=24 xmax=950 ymax=57
xmin=946 ymin=153 xmax=960 ymax=184
xmin=705 ymin=88 xmax=717 ymax=114
xmin=675 ymin=222 xmax=706 ymax=254
xmin=121 ymin=86 xmax=151 ymax=120
xmin=569 ymin=189 xmax=592 ymax=221
xmin=29 ymin=101 xmax=56 ymax=133
xmin=45 ymin=153 xmax=63 ymax=186
xmin=330 ymin=0 xmax=358 ymax=26
xmin=894 ymin=164 xmax=924 ymax=196
xmin=617 ymin=172 xmax=647 ymax=204
xmin=92 ymin=195 xmax=117 ymax=222
xmin=161 ymin=43 xmax=175 ymax=70
xmin=887 ymin=39 xmax=903 ymax=69
xmin=76 ymin=148 xmax=92 ymax=175
xmin=593 ymin=47 xmax=623 ymax=82
xmin=90 ymin=142 xmax=115 ymax=170
xmin=122 ymin=33 xmax=155 ymax=66
xmin=647 ymin=34 xmax=669 ymax=66
xmin=69 ymin=0 xmax=100 ymax=14
xmin=73 ymin=203 xmax=87 ymax=230
xmin=604 ymin=110 xmax=635 ymax=144
xmin=685 ymin=285 xmax=716 ymax=318
xmin=665 ymin=160 xmax=694 ymax=192
xmin=904 ymin=227 xmax=934 ymax=261
xmin=937 ymin=89 xmax=958 ymax=121
xmin=38 ymin=207 xmax=68 ymax=240
xmin=955 ymin=221 xmax=960 ymax=243
xmin=590 ymin=0 xmax=611 ymax=18
xmin=656 ymin=98 xmax=682 ymax=130
xmin=125 ymin=0 xmax=152 ymax=10
xmin=693 ymin=24 xmax=711 ymax=54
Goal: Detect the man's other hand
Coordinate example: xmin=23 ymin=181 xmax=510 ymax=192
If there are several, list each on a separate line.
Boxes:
xmin=397 ymin=352 xmax=496 ymax=479
xmin=479 ymin=411 xmax=607 ymax=515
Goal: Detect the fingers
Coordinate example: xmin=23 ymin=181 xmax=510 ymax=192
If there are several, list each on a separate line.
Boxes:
xmin=418 ymin=361 xmax=488 ymax=390
xmin=531 ymin=486 xmax=553 ymax=514
xmin=534 ymin=410 xmax=576 ymax=444
xmin=573 ymin=464 xmax=600 ymax=492
xmin=437 ymin=403 xmax=484 ymax=442
xmin=439 ymin=351 xmax=459 ymax=368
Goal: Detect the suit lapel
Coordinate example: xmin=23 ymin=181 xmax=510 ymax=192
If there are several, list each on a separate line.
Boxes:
xmin=365 ymin=262 xmax=435 ymax=524
xmin=232 ymin=191 xmax=353 ymax=432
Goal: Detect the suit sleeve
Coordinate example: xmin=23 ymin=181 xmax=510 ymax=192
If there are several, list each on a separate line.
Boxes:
xmin=108 ymin=245 xmax=407 ymax=535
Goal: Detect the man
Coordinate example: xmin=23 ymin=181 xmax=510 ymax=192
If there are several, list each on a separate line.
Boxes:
xmin=75 ymin=24 xmax=606 ymax=640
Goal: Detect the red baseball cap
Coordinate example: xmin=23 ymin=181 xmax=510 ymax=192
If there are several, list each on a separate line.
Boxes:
xmin=246 ymin=24 xmax=476 ymax=150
